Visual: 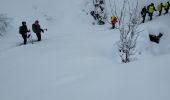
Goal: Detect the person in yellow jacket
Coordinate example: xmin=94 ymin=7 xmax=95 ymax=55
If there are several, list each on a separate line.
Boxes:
xmin=111 ymin=16 xmax=117 ymax=29
xmin=157 ymin=3 xmax=164 ymax=16
xmin=164 ymin=1 xmax=170 ymax=14
xmin=147 ymin=3 xmax=156 ymax=20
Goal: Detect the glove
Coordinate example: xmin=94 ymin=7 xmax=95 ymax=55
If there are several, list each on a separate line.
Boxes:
xmin=41 ymin=29 xmax=44 ymax=33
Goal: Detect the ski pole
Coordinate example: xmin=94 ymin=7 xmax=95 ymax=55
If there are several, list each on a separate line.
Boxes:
xmin=29 ymin=31 xmax=34 ymax=44
xmin=43 ymin=29 xmax=47 ymax=31
xmin=41 ymin=29 xmax=47 ymax=34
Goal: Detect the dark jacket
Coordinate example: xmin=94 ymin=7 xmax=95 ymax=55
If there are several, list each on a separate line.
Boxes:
xmin=32 ymin=23 xmax=43 ymax=33
xmin=141 ymin=7 xmax=147 ymax=17
xmin=19 ymin=25 xmax=29 ymax=35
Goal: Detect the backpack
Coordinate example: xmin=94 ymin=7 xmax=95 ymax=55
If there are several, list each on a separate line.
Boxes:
xmin=164 ymin=2 xmax=169 ymax=9
xmin=111 ymin=16 xmax=117 ymax=21
xmin=32 ymin=24 xmax=36 ymax=33
xmin=157 ymin=4 xmax=162 ymax=11
xmin=19 ymin=26 xmax=25 ymax=34
xmin=148 ymin=6 xmax=154 ymax=13
xmin=32 ymin=23 xmax=42 ymax=33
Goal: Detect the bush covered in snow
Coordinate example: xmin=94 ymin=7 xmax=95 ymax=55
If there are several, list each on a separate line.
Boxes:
xmin=111 ymin=0 xmax=141 ymax=63
xmin=0 ymin=14 xmax=12 ymax=36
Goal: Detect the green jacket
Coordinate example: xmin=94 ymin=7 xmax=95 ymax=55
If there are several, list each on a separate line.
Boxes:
xmin=157 ymin=4 xmax=162 ymax=11
xmin=32 ymin=23 xmax=42 ymax=33
xmin=164 ymin=2 xmax=169 ymax=9
xmin=148 ymin=5 xmax=156 ymax=13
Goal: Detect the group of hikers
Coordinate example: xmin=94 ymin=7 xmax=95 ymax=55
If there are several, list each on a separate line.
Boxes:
xmin=19 ymin=20 xmax=45 ymax=45
xmin=141 ymin=1 xmax=170 ymax=23
xmin=109 ymin=1 xmax=170 ymax=29
xmin=20 ymin=1 xmax=170 ymax=45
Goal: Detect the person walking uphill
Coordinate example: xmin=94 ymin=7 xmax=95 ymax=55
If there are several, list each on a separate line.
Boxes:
xmin=32 ymin=20 xmax=44 ymax=41
xmin=111 ymin=16 xmax=117 ymax=29
xmin=164 ymin=1 xmax=170 ymax=14
xmin=147 ymin=3 xmax=156 ymax=21
xmin=157 ymin=3 xmax=164 ymax=16
xmin=141 ymin=6 xmax=147 ymax=23
xmin=19 ymin=21 xmax=30 ymax=45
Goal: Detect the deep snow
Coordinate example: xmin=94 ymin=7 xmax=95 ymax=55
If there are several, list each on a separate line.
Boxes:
xmin=0 ymin=0 xmax=170 ymax=100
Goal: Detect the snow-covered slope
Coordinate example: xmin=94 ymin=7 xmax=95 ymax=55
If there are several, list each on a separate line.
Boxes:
xmin=0 ymin=0 xmax=170 ymax=100
xmin=137 ymin=15 xmax=170 ymax=57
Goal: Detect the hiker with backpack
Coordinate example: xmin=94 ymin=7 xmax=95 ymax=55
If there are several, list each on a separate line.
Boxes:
xmin=157 ymin=3 xmax=165 ymax=16
xmin=19 ymin=21 xmax=30 ymax=45
xmin=147 ymin=3 xmax=156 ymax=21
xmin=111 ymin=16 xmax=117 ymax=29
xmin=32 ymin=20 xmax=44 ymax=41
xmin=164 ymin=1 xmax=170 ymax=14
xmin=141 ymin=6 xmax=147 ymax=23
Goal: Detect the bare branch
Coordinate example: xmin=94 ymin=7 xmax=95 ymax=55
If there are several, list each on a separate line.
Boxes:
xmin=113 ymin=0 xmax=141 ymax=63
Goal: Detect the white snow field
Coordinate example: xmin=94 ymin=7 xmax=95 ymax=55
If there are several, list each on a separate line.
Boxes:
xmin=0 ymin=0 xmax=170 ymax=100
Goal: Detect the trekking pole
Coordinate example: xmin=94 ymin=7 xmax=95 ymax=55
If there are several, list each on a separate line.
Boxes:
xmin=41 ymin=29 xmax=47 ymax=34
xmin=106 ymin=20 xmax=111 ymax=24
xmin=43 ymin=29 xmax=47 ymax=31
xmin=29 ymin=31 xmax=34 ymax=44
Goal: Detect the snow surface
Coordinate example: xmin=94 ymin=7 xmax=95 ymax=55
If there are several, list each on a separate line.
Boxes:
xmin=0 ymin=0 xmax=170 ymax=100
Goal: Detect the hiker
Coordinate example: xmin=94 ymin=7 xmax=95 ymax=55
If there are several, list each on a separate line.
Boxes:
xmin=147 ymin=3 xmax=156 ymax=21
xmin=111 ymin=16 xmax=117 ymax=29
xmin=157 ymin=3 xmax=164 ymax=16
xmin=32 ymin=20 xmax=44 ymax=41
xmin=19 ymin=21 xmax=30 ymax=45
xmin=164 ymin=1 xmax=170 ymax=14
xmin=141 ymin=6 xmax=147 ymax=23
